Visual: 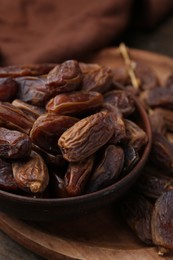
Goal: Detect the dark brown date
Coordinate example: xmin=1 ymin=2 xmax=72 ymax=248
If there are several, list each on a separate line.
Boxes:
xmin=0 ymin=102 xmax=33 ymax=134
xmin=30 ymin=113 xmax=78 ymax=154
xmin=46 ymin=60 xmax=82 ymax=93
xmin=166 ymin=132 xmax=173 ymax=144
xmin=49 ymin=171 xmax=68 ymax=198
xmin=154 ymin=108 xmax=173 ymax=132
xmin=0 ymin=127 xmax=31 ymax=159
xmin=46 ymin=91 xmax=103 ymax=116
xmin=104 ymin=90 xmax=135 ymax=116
xmin=151 ymin=190 xmax=173 ymax=255
xmin=58 ymin=111 xmax=115 ymax=162
xmin=80 ymin=62 xmax=112 ymax=93
xmin=125 ymin=119 xmax=148 ymax=152
xmin=12 ymin=99 xmax=45 ymax=121
xmin=12 ymin=151 xmax=49 ymax=194
xmin=0 ymin=64 xmax=55 ymax=78
xmin=0 ymin=78 xmax=18 ymax=102
xmin=150 ymin=132 xmax=173 ymax=172
xmin=17 ymin=76 xmax=50 ymax=106
xmin=86 ymin=145 xmax=124 ymax=193
xmin=135 ymin=166 xmax=173 ymax=200
xmin=121 ymin=192 xmax=153 ymax=245
xmin=65 ymin=156 xmax=94 ymax=196
xmin=123 ymin=145 xmax=139 ymax=173
xmin=149 ymin=109 xmax=166 ymax=135
xmin=141 ymin=86 xmax=173 ymax=109
xmin=134 ymin=61 xmax=158 ymax=90
xmin=0 ymin=158 xmax=17 ymax=191
xmin=32 ymin=144 xmax=66 ymax=167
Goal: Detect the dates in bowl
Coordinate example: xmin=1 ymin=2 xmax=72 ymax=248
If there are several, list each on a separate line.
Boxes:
xmin=0 ymin=60 xmax=151 ymax=221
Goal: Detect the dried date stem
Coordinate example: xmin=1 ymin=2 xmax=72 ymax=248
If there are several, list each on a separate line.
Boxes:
xmin=119 ymin=43 xmax=140 ymax=89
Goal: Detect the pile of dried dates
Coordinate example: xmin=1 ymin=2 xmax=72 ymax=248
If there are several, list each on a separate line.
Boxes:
xmin=0 ymin=60 xmax=148 ymax=199
xmin=117 ymin=46 xmax=173 ymax=256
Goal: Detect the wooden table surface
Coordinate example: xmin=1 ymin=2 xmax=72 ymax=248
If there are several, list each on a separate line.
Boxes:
xmin=0 ymin=13 xmax=173 ymax=260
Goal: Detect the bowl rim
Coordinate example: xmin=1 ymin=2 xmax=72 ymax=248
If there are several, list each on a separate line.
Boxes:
xmin=0 ymin=93 xmax=152 ymax=206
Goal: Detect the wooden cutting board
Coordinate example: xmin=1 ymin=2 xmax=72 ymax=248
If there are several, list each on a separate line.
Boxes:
xmin=0 ymin=47 xmax=173 ymax=260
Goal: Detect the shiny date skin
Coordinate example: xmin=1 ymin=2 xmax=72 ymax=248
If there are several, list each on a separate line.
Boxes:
xmin=46 ymin=91 xmax=103 ymax=116
xmin=65 ymin=156 xmax=94 ymax=196
xmin=86 ymin=145 xmax=124 ymax=193
xmin=0 ymin=127 xmax=31 ymax=159
xmin=46 ymin=60 xmax=82 ymax=93
xmin=0 ymin=102 xmax=33 ymax=134
xmin=30 ymin=113 xmax=78 ymax=154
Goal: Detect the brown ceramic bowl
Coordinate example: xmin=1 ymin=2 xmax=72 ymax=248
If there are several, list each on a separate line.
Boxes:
xmin=0 ymin=95 xmax=152 ymax=221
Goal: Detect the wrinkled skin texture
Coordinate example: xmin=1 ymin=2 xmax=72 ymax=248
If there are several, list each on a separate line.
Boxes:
xmin=0 ymin=102 xmax=33 ymax=134
xmin=58 ymin=111 xmax=115 ymax=162
xmin=86 ymin=145 xmax=124 ymax=193
xmin=151 ymin=190 xmax=173 ymax=255
xmin=17 ymin=76 xmax=50 ymax=106
xmin=46 ymin=60 xmax=82 ymax=93
xmin=149 ymin=109 xmax=166 ymax=135
xmin=151 ymin=132 xmax=173 ymax=172
xmin=0 ymin=158 xmax=17 ymax=191
xmin=0 ymin=127 xmax=31 ymax=159
xmin=79 ymin=62 xmax=112 ymax=93
xmin=141 ymin=86 xmax=173 ymax=109
xmin=65 ymin=156 xmax=94 ymax=196
xmin=125 ymin=119 xmax=148 ymax=152
xmin=104 ymin=90 xmax=135 ymax=116
xmin=12 ymin=99 xmax=45 ymax=121
xmin=30 ymin=113 xmax=78 ymax=154
xmin=46 ymin=91 xmax=103 ymax=116
xmin=0 ymin=78 xmax=19 ymax=102
xmin=12 ymin=151 xmax=49 ymax=194
xmin=121 ymin=192 xmax=154 ymax=245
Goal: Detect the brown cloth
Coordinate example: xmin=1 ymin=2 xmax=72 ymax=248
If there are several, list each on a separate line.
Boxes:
xmin=0 ymin=0 xmax=172 ymax=65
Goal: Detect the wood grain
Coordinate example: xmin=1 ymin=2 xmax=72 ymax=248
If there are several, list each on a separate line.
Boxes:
xmin=0 ymin=48 xmax=173 ymax=259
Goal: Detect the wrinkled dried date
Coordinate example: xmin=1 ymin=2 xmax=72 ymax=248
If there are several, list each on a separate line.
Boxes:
xmin=121 ymin=192 xmax=153 ymax=245
xmin=0 ymin=102 xmax=33 ymax=134
xmin=65 ymin=156 xmax=94 ymax=196
xmin=30 ymin=113 xmax=78 ymax=154
xmin=46 ymin=60 xmax=82 ymax=93
xmin=46 ymin=91 xmax=103 ymax=116
xmin=86 ymin=145 xmax=124 ymax=193
xmin=0 ymin=127 xmax=31 ymax=159
xmin=58 ymin=111 xmax=115 ymax=162
xmin=13 ymin=151 xmax=49 ymax=194
xmin=0 ymin=78 xmax=19 ymax=102
xmin=104 ymin=90 xmax=135 ymax=116
xmin=80 ymin=62 xmax=112 ymax=93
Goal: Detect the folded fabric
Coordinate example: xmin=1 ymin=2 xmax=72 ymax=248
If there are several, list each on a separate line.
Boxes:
xmin=0 ymin=0 xmax=172 ymax=65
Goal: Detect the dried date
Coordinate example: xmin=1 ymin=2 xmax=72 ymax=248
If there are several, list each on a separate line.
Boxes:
xmin=65 ymin=156 xmax=94 ymax=196
xmin=58 ymin=111 xmax=115 ymax=162
xmin=30 ymin=113 xmax=78 ymax=154
xmin=12 ymin=151 xmax=49 ymax=194
xmin=46 ymin=91 xmax=103 ymax=116
xmin=80 ymin=62 xmax=112 ymax=93
xmin=104 ymin=90 xmax=135 ymax=116
xmin=0 ymin=102 xmax=33 ymax=134
xmin=0 ymin=127 xmax=31 ymax=159
xmin=0 ymin=78 xmax=18 ymax=102
xmin=86 ymin=145 xmax=124 ymax=193
xmin=151 ymin=190 xmax=173 ymax=255
xmin=46 ymin=60 xmax=82 ymax=93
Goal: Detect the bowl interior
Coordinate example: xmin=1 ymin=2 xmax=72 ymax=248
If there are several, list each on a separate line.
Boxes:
xmin=0 ymin=94 xmax=152 ymax=221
